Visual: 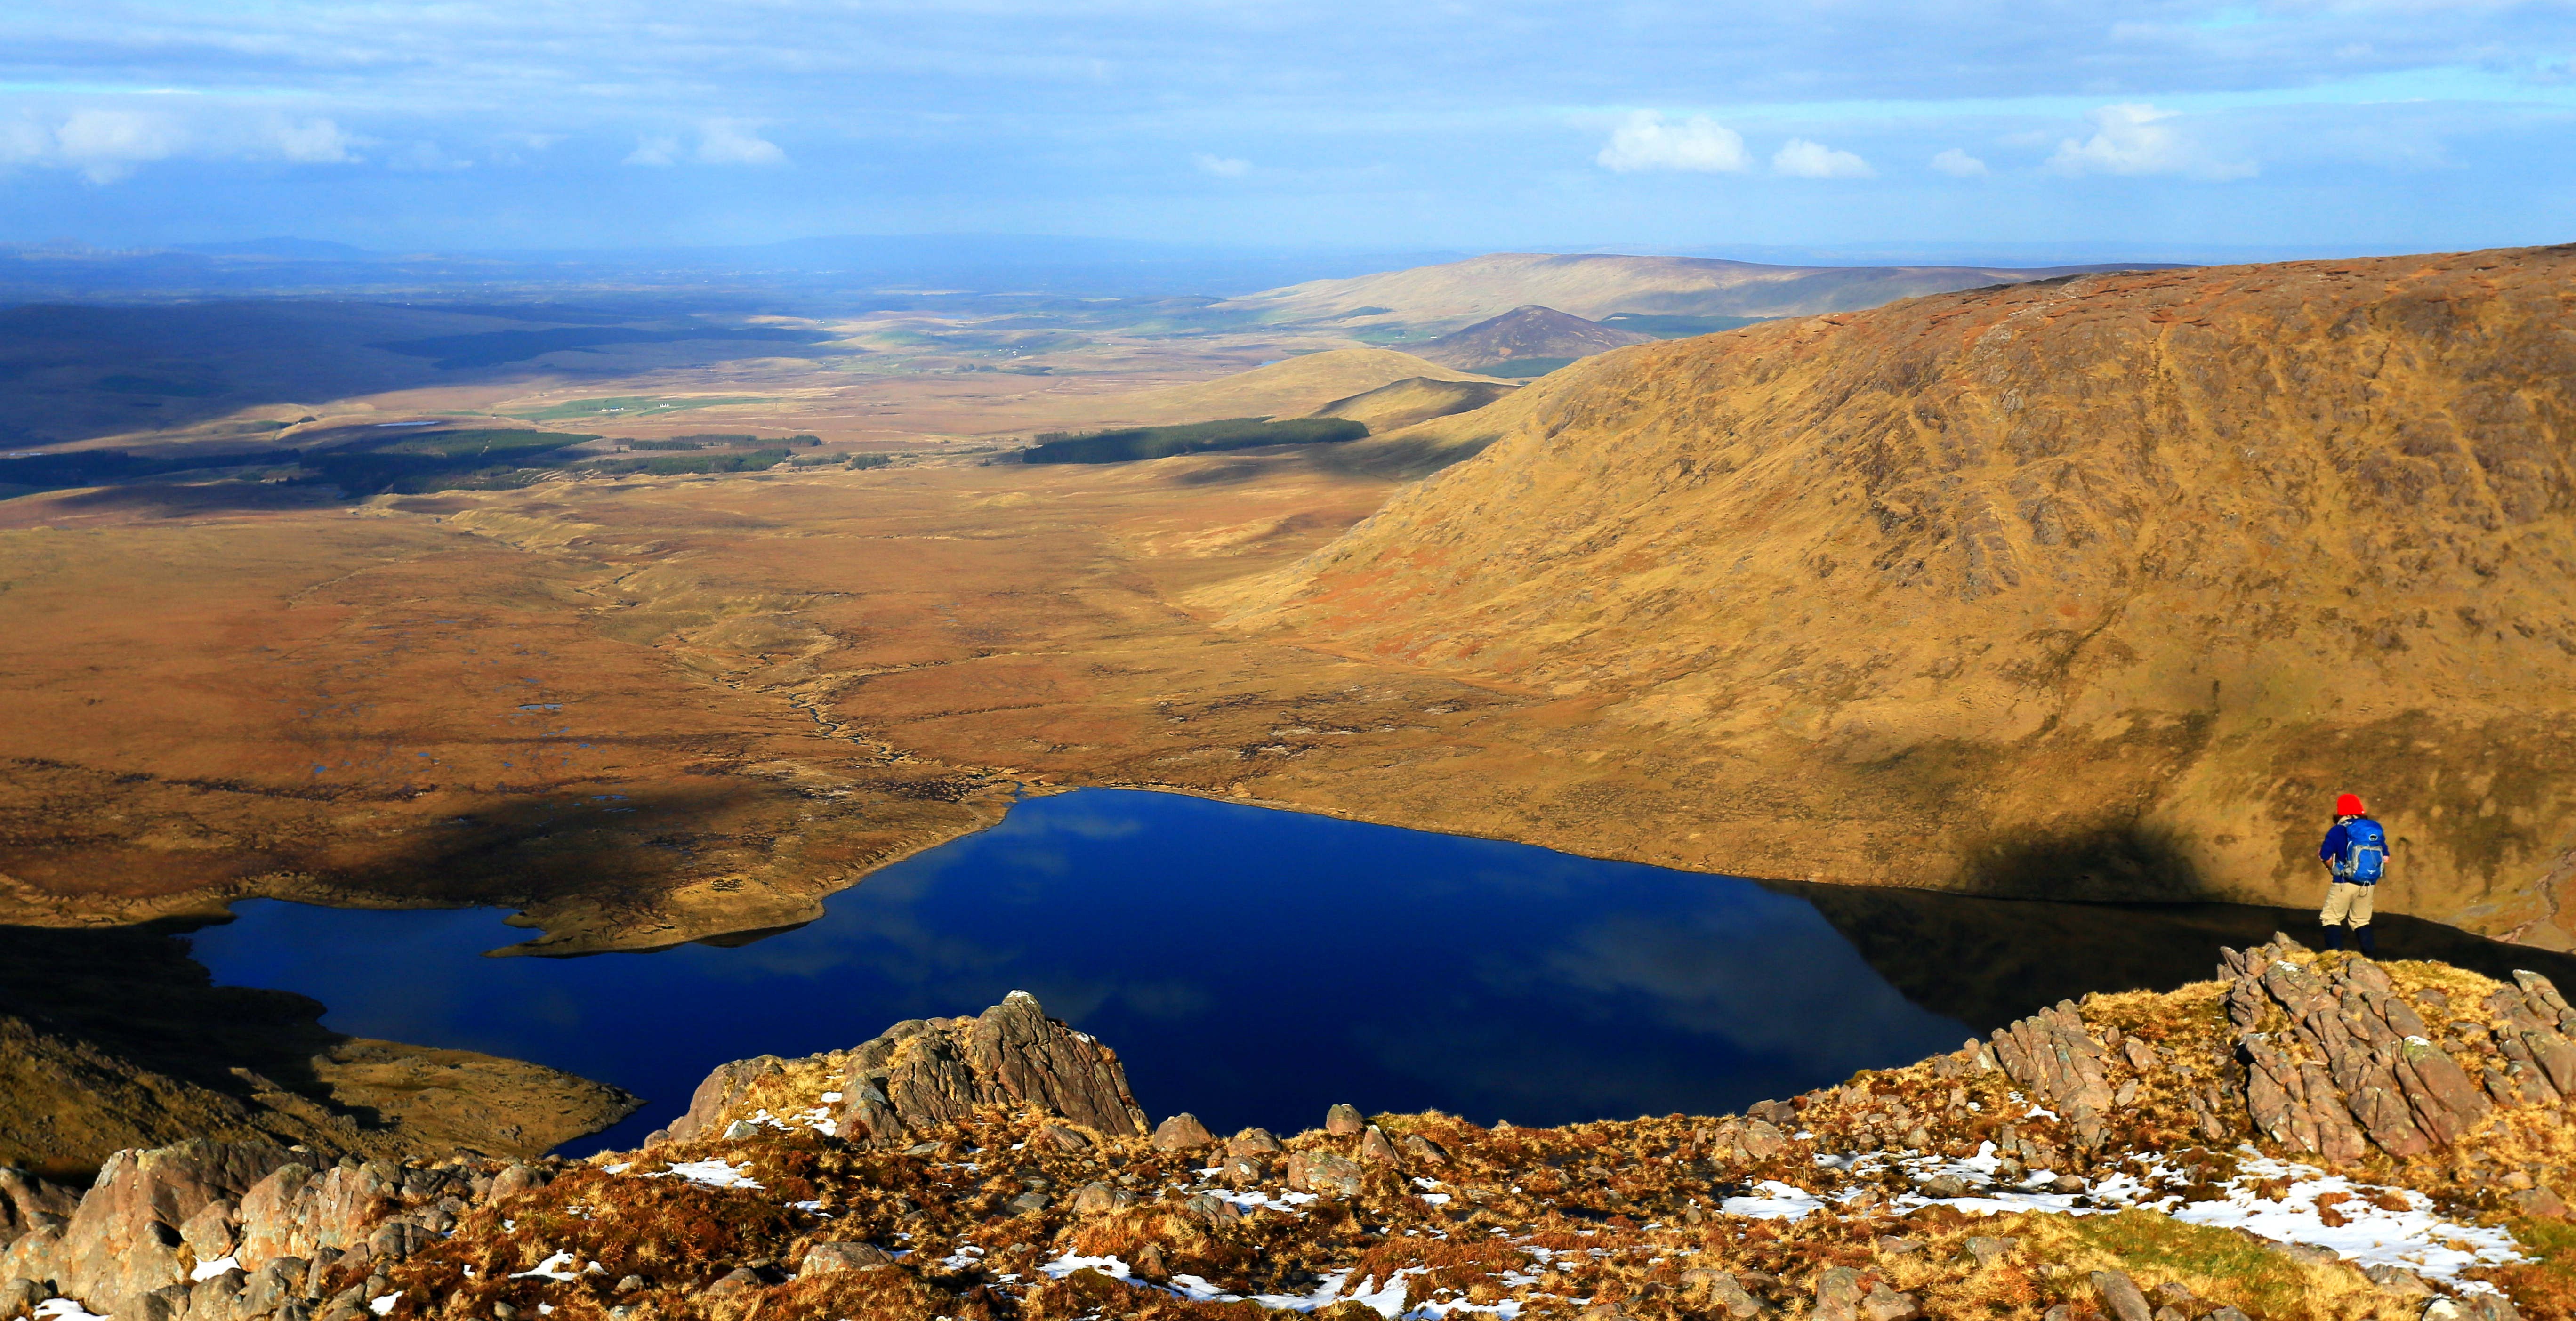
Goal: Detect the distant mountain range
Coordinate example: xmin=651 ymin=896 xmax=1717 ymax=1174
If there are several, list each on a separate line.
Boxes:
xmin=0 ymin=235 xmax=2197 ymax=306
xmin=1217 ymin=251 xmax=2182 ymax=331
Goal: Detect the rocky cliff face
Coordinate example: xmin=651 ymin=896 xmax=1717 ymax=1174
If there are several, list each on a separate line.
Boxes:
xmin=12 ymin=970 xmax=2576 ymax=1321
xmin=1207 ymin=245 xmax=2576 ymax=945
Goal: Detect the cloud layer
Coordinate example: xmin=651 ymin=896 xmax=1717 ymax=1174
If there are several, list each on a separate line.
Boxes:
xmin=0 ymin=0 xmax=2564 ymax=250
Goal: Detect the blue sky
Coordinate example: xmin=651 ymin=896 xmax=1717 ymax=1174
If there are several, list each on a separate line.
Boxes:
xmin=2 ymin=0 xmax=2572 ymax=257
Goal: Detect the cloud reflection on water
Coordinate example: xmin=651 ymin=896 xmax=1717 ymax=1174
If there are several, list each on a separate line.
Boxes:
xmin=191 ymin=789 xmax=1969 ymax=1152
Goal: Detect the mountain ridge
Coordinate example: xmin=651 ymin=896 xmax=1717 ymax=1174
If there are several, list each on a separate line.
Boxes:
xmin=1205 ymin=244 xmax=2576 ymax=944
xmin=1217 ymin=251 xmax=2179 ymax=331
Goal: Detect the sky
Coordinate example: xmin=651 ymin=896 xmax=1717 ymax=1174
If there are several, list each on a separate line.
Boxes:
xmin=2 ymin=0 xmax=2573 ymax=258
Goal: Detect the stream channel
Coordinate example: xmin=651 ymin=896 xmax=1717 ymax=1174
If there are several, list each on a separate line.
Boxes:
xmin=176 ymin=788 xmax=2575 ymax=1156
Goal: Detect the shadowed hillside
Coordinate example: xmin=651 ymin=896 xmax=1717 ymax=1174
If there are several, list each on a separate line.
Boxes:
xmin=1208 ymin=246 xmax=2576 ymax=947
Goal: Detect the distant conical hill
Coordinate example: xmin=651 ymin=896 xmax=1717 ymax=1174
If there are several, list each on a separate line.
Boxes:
xmin=1408 ymin=305 xmax=1654 ymax=371
xmin=1204 ymin=245 xmax=2576 ymax=946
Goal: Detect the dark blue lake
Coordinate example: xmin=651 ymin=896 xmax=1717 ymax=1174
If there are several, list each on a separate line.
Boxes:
xmin=178 ymin=789 xmax=2554 ymax=1156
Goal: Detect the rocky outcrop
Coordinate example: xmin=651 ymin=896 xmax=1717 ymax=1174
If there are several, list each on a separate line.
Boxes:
xmin=823 ymin=992 xmax=1149 ymax=1144
xmin=0 ymin=1139 xmax=531 ymax=1321
xmin=16 ymin=953 xmax=2576 ymax=1319
xmin=0 ymin=1172 xmax=72 ymax=1246
xmin=2214 ymin=936 xmax=2505 ymax=1160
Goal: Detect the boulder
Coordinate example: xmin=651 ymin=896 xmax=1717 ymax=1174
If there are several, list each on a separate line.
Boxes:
xmin=662 ymin=1057 xmax=787 ymax=1144
xmin=1285 ymin=1152 xmax=1362 ymax=1197
xmin=1811 ymin=1265 xmax=1865 ymax=1321
xmin=1069 ymin=1182 xmax=1136 ymax=1216
xmin=52 ymin=1141 xmax=297 ymax=1311
xmin=177 ymin=1199 xmax=237 ymax=1261
xmin=233 ymin=1164 xmax=315 ymax=1268
xmin=1399 ymin=1134 xmax=1450 ymax=1166
xmin=1227 ymin=1128 xmax=1284 ymax=1155
xmin=1151 ymin=1114 xmax=1217 ymax=1152
xmin=1358 ymin=1127 xmax=1402 ymax=1166
xmin=1678 ymin=1270 xmax=1765 ymax=1319
xmin=2088 ymin=1268 xmax=2152 ymax=1321
xmin=801 ymin=1242 xmax=894 ymax=1274
xmin=1863 ymin=1283 xmax=1923 ymax=1321
xmin=1325 ymin=1104 xmax=1365 ymax=1136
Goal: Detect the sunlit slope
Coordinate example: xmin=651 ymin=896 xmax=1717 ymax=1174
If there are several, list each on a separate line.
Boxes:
xmin=1208 ymin=246 xmax=2576 ymax=943
xmin=1218 ymin=252 xmax=2160 ymax=331
xmin=1307 ymin=376 xmax=1517 ymax=432
xmin=1096 ymin=347 xmax=1507 ymax=423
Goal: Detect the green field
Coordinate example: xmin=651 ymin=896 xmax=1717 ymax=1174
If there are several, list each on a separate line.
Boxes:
xmin=1022 ymin=417 xmax=1368 ymax=465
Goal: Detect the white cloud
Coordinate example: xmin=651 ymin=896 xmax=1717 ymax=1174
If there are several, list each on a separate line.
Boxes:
xmin=1930 ymin=147 xmax=1989 ymax=177
xmin=54 ymin=109 xmax=188 ymax=183
xmin=0 ymin=108 xmax=363 ymax=181
xmin=1771 ymin=137 xmax=1874 ymax=178
xmin=1192 ymin=152 xmax=1249 ymax=177
xmin=268 ymin=117 xmax=356 ymax=164
xmin=390 ymin=141 xmax=473 ymax=171
xmin=695 ymin=119 xmax=786 ymax=166
xmin=625 ymin=135 xmax=682 ymax=167
xmin=2048 ymin=103 xmax=2255 ymax=179
xmin=1596 ymin=110 xmax=1748 ymax=173
xmin=632 ymin=121 xmax=786 ymax=167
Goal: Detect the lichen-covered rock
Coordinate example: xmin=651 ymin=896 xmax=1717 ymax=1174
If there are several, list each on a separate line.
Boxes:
xmin=801 ymin=1241 xmax=894 ymax=1273
xmin=1988 ymin=1003 xmax=2115 ymax=1115
xmin=52 ymin=1140 xmax=296 ymax=1310
xmin=824 ymin=993 xmax=1148 ymax=1144
xmin=1151 ymin=1114 xmax=1216 ymax=1152
xmin=660 ymin=1057 xmax=787 ymax=1144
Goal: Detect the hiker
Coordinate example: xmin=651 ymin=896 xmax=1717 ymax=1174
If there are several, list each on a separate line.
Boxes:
xmin=2318 ymin=792 xmax=2388 ymax=955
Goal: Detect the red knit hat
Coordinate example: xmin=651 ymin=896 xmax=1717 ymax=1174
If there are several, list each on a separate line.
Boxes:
xmin=2336 ymin=792 xmax=2367 ymax=816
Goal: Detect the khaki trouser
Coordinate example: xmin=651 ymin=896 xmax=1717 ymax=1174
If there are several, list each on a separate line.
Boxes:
xmin=2321 ymin=880 xmax=2376 ymax=928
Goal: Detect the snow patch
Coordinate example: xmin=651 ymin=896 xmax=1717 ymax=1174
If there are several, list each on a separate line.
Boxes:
xmin=1732 ymin=1142 xmax=2524 ymax=1286
xmin=190 ymin=1255 xmax=240 ymax=1281
xmin=512 ymin=1250 xmax=581 ymax=1281
xmin=652 ymin=1159 xmax=763 ymax=1190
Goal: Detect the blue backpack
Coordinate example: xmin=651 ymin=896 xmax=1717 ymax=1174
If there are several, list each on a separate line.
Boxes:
xmin=2339 ymin=818 xmax=2388 ymax=884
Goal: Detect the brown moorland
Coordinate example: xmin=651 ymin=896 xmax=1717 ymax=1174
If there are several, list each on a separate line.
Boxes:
xmin=4 ymin=244 xmax=2574 ymax=958
xmin=1209 ymin=244 xmax=2576 ymax=945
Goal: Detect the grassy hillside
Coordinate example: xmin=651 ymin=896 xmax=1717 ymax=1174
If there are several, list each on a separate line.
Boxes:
xmin=1206 ymin=245 xmax=2576 ymax=945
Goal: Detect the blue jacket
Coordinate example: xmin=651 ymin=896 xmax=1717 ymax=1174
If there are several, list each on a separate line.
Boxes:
xmin=2320 ymin=817 xmax=2380 ymax=882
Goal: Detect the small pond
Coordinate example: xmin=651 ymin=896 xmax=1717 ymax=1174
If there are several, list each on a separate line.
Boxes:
xmin=173 ymin=789 xmax=2569 ymax=1156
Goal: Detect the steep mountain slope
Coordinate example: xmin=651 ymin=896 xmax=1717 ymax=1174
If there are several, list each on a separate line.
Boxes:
xmin=1306 ymin=376 xmax=1517 ymax=432
xmin=1409 ymin=305 xmax=1655 ymax=370
xmin=1217 ymin=252 xmax=2165 ymax=331
xmin=1208 ymin=246 xmax=2576 ymax=945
